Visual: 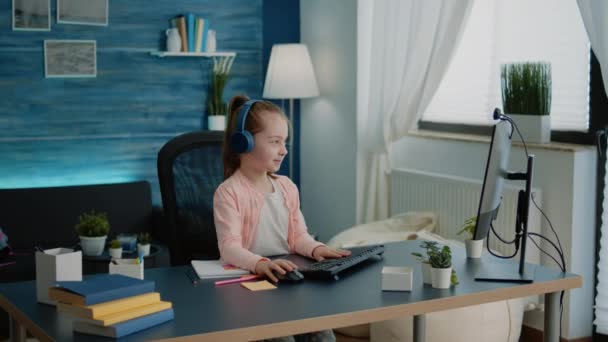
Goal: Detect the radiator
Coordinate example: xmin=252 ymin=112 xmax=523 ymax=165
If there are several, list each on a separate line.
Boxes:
xmin=391 ymin=168 xmax=541 ymax=263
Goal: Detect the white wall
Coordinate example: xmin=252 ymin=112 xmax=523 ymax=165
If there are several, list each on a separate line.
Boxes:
xmin=300 ymin=0 xmax=358 ymax=242
xmin=391 ymin=135 xmax=597 ymax=339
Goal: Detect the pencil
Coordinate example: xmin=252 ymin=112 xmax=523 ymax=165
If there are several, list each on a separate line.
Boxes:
xmin=215 ymin=275 xmax=259 ymax=286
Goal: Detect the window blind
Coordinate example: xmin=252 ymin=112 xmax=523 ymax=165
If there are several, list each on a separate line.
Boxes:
xmin=422 ymin=0 xmax=590 ymax=131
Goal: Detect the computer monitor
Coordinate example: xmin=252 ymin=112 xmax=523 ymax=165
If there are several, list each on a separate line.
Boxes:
xmin=473 ymin=116 xmax=534 ymax=283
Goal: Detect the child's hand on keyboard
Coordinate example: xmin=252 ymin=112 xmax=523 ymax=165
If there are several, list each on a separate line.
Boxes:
xmin=311 ymin=246 xmax=351 ymax=261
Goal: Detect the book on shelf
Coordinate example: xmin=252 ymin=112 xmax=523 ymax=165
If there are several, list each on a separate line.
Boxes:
xmin=195 ymin=18 xmax=204 ymax=52
xmin=56 ymin=292 xmax=161 ymax=319
xmin=190 ymin=260 xmax=251 ymax=279
xmin=73 ymin=308 xmax=174 ymax=338
xmin=49 ymin=274 xmax=155 ymax=306
xmin=176 ymin=15 xmax=187 ymax=52
xmin=186 ymin=13 xmax=196 ymax=52
xmin=75 ymin=301 xmax=172 ymax=326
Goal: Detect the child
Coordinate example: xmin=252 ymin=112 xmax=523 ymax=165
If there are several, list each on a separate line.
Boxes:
xmin=213 ymin=95 xmax=350 ymax=342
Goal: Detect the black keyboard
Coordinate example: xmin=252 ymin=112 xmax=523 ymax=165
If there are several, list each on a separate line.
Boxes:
xmin=300 ymin=245 xmax=385 ymax=280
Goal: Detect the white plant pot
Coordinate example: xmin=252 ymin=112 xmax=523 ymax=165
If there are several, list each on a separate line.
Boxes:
xmin=421 ymin=262 xmax=432 ymax=285
xmin=79 ymin=235 xmax=107 ymax=256
xmin=109 ymin=247 xmax=123 ymax=259
xmin=208 ymin=115 xmax=226 ymax=131
xmin=137 ymin=243 xmax=151 ymax=257
xmin=508 ymin=114 xmax=551 ymax=144
xmin=431 ymin=267 xmax=452 ymax=289
xmin=465 ymin=239 xmax=483 ymax=259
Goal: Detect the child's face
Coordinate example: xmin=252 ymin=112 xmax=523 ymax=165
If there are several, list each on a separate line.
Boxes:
xmin=242 ymin=111 xmax=288 ymax=174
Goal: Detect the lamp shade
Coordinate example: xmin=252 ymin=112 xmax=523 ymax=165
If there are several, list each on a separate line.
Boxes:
xmin=263 ymin=44 xmax=320 ymax=99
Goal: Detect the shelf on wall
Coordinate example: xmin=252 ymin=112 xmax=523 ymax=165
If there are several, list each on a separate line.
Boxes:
xmin=150 ymin=51 xmax=236 ymax=58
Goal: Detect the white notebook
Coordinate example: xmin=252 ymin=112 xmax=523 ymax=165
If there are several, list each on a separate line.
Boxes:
xmin=190 ymin=260 xmax=250 ymax=279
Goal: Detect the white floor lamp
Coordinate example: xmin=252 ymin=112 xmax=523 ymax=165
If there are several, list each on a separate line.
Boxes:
xmin=263 ymin=44 xmax=320 ymax=179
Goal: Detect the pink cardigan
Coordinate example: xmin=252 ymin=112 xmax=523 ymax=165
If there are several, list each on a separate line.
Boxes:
xmin=213 ymin=169 xmax=324 ymax=272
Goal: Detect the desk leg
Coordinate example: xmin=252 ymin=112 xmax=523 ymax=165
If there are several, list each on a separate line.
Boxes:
xmin=544 ymin=292 xmax=560 ymax=342
xmin=413 ymin=314 xmax=425 ymax=342
xmin=9 ymin=316 xmax=26 ymax=342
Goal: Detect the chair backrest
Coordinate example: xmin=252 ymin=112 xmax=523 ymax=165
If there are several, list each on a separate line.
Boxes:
xmin=157 ymin=130 xmax=225 ymax=265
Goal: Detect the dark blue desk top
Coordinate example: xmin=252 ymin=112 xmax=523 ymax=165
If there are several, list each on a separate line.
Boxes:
xmin=0 ymin=241 xmax=581 ymax=341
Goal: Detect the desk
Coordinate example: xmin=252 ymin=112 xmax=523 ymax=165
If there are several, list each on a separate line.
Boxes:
xmin=0 ymin=241 xmax=581 ymax=342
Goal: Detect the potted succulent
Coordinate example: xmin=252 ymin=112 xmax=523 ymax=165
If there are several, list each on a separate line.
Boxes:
xmin=428 ymin=245 xmax=453 ymax=289
xmin=109 ymin=238 xmax=122 ymax=259
xmin=501 ymin=62 xmax=552 ymax=143
xmin=412 ymin=241 xmax=439 ymax=284
xmin=206 ymin=56 xmax=235 ymax=131
xmin=457 ymin=216 xmax=483 ymax=258
xmin=137 ymin=232 xmax=152 ymax=257
xmin=75 ymin=211 xmax=109 ymax=256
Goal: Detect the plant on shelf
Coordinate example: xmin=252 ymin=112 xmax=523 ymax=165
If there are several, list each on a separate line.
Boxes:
xmin=75 ymin=211 xmax=109 ymax=256
xmin=501 ymin=62 xmax=552 ymax=143
xmin=137 ymin=232 xmax=152 ymax=257
xmin=206 ymin=55 xmax=235 ymax=131
xmin=501 ymin=62 xmax=552 ymax=116
xmin=109 ymin=238 xmax=122 ymax=259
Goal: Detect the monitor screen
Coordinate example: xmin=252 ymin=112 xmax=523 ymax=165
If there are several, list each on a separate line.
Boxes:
xmin=473 ymin=120 xmax=513 ymax=240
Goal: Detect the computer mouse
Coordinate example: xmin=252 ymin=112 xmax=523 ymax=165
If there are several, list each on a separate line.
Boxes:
xmin=273 ymin=269 xmax=304 ymax=283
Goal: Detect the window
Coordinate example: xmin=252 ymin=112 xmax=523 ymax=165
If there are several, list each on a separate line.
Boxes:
xmin=421 ymin=0 xmax=590 ymax=133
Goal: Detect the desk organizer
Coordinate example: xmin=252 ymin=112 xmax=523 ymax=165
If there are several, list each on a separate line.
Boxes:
xmin=381 ymin=266 xmax=413 ymax=291
xmin=109 ymin=258 xmax=144 ymax=280
xmin=36 ymin=248 xmax=82 ymax=305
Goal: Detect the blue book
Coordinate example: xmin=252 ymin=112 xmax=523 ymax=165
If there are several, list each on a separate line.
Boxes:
xmin=186 ymin=13 xmax=195 ymax=52
xmin=73 ymin=308 xmax=174 ymax=338
xmin=49 ymin=274 xmax=155 ymax=306
xmin=201 ymin=19 xmax=210 ymax=52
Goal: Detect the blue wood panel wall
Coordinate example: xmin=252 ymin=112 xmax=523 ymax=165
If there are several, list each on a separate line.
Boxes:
xmin=0 ymin=0 xmax=263 ymax=204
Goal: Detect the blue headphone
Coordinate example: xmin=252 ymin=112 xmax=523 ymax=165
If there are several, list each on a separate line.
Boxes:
xmin=230 ymin=99 xmax=262 ymax=153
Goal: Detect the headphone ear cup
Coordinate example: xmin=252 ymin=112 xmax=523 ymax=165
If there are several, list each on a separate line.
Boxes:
xmin=231 ymin=131 xmax=254 ymax=153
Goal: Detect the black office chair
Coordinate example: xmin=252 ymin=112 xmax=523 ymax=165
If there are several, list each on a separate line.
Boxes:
xmin=157 ymin=130 xmax=225 ymax=265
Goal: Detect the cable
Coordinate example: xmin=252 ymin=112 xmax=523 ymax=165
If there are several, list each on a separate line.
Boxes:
xmin=527 ymin=235 xmax=563 ymax=271
xmin=490 ymin=222 xmax=517 ymax=244
xmin=486 ymin=226 xmax=518 ymax=259
xmin=527 ymin=233 xmax=565 ymax=272
xmin=530 ymin=193 xmax=566 ymax=270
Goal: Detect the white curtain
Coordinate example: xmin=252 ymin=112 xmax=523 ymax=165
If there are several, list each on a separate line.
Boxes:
xmin=577 ymin=0 xmax=608 ymax=334
xmin=358 ymin=0 xmax=473 ymax=223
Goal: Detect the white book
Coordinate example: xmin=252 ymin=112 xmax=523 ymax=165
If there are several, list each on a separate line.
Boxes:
xmin=190 ymin=260 xmax=250 ymax=279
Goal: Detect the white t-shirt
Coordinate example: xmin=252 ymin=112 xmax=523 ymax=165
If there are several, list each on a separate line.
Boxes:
xmin=250 ymin=177 xmax=290 ymax=257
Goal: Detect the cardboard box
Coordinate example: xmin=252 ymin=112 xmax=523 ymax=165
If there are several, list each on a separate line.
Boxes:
xmin=36 ymin=248 xmax=82 ymax=305
xmin=381 ymin=266 xmax=413 ymax=291
xmin=109 ymin=258 xmax=144 ymax=280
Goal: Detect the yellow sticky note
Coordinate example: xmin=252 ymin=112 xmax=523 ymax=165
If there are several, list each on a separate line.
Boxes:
xmin=241 ymin=280 xmax=277 ymax=291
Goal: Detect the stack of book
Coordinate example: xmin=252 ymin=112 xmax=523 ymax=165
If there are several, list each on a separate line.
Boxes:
xmin=49 ymin=274 xmax=174 ymax=338
xmin=171 ymin=14 xmax=210 ymax=53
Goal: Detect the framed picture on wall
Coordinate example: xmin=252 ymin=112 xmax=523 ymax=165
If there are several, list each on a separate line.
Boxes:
xmin=57 ymin=0 xmax=108 ymax=26
xmin=44 ymin=40 xmax=97 ymax=78
xmin=12 ymin=0 xmax=51 ymax=31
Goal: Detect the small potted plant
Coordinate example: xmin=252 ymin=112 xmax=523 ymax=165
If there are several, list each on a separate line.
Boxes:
xmin=137 ymin=232 xmax=151 ymax=257
xmin=75 ymin=211 xmax=109 ymax=256
xmin=457 ymin=216 xmax=483 ymax=258
xmin=109 ymin=238 xmax=122 ymax=259
xmin=206 ymin=56 xmax=235 ymax=131
xmin=501 ymin=62 xmax=552 ymax=143
xmin=428 ymin=245 xmax=452 ymax=289
xmin=412 ymin=241 xmax=439 ymax=284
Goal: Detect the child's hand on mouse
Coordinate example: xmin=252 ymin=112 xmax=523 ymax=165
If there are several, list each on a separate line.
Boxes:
xmin=312 ymin=246 xmax=351 ymax=261
xmin=255 ymin=259 xmax=298 ymax=282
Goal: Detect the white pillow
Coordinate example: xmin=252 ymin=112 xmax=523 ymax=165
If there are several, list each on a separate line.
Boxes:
xmin=327 ymin=212 xmax=437 ymax=249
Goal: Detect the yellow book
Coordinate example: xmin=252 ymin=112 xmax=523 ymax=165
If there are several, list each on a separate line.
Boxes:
xmin=57 ymin=292 xmax=161 ymax=319
xmin=195 ymin=18 xmax=204 ymax=52
xmin=76 ymin=301 xmax=173 ymax=326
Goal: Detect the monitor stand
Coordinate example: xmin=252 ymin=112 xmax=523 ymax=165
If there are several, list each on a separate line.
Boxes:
xmin=475 ymin=155 xmax=535 ymax=284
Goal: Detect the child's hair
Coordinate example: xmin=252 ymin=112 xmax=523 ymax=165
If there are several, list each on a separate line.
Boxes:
xmin=222 ymin=95 xmax=289 ymax=179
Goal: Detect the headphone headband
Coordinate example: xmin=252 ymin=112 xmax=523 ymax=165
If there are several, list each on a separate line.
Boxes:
xmin=231 ymin=99 xmax=262 ymax=154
